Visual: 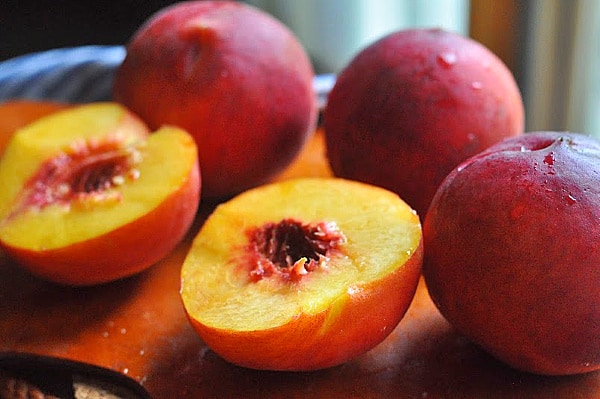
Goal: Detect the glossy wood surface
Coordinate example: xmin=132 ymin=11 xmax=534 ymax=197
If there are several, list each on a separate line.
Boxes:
xmin=1 ymin=130 xmax=599 ymax=398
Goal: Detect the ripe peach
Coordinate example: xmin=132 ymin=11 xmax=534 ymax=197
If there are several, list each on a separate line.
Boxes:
xmin=0 ymin=102 xmax=200 ymax=286
xmin=112 ymin=1 xmax=317 ymax=199
xmin=324 ymin=28 xmax=525 ymax=218
xmin=0 ymin=100 xmax=69 ymax=156
xmin=423 ymin=131 xmax=600 ymax=375
xmin=180 ymin=177 xmax=423 ymax=371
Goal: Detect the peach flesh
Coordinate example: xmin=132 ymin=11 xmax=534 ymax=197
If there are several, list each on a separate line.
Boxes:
xmin=181 ymin=177 xmax=423 ymax=371
xmin=0 ymin=103 xmax=200 ymax=286
xmin=0 ymin=101 xmax=70 ymax=156
xmin=245 ymin=218 xmax=346 ymax=283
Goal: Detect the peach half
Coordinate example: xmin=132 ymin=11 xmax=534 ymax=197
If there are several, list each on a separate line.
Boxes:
xmin=180 ymin=177 xmax=423 ymax=371
xmin=0 ymin=102 xmax=200 ymax=286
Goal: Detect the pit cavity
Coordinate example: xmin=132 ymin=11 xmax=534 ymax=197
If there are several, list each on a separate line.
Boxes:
xmin=20 ymin=139 xmax=141 ymax=211
xmin=245 ymin=218 xmax=346 ymax=282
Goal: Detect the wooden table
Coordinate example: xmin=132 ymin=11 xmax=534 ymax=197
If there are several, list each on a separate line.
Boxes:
xmin=1 ymin=130 xmax=599 ymax=398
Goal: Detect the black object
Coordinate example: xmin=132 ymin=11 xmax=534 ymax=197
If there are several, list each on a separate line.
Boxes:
xmin=0 ymin=351 xmax=152 ymax=399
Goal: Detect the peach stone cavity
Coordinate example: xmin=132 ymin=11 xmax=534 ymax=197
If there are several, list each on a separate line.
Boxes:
xmin=16 ymin=136 xmax=141 ymax=216
xmin=245 ymin=218 xmax=346 ymax=283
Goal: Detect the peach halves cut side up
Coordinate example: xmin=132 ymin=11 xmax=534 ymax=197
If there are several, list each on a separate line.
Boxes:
xmin=181 ymin=177 xmax=423 ymax=371
xmin=0 ymin=103 xmax=201 ymax=286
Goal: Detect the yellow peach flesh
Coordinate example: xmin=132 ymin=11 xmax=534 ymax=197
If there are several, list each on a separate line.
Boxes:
xmin=181 ymin=177 xmax=422 ymax=332
xmin=0 ymin=103 xmax=198 ymax=252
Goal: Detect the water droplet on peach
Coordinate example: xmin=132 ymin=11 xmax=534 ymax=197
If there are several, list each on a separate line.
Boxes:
xmin=347 ymin=285 xmax=360 ymax=295
xmin=543 ymin=152 xmax=555 ymax=166
xmin=437 ymin=51 xmax=457 ymax=68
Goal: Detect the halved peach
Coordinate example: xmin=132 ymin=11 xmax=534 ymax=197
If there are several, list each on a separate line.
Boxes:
xmin=180 ymin=177 xmax=423 ymax=371
xmin=0 ymin=100 xmax=70 ymax=156
xmin=0 ymin=102 xmax=201 ymax=286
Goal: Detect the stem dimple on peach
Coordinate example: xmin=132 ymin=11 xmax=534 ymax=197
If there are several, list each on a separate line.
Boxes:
xmin=245 ymin=218 xmax=346 ymax=282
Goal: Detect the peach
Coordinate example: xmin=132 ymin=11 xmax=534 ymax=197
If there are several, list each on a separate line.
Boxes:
xmin=0 ymin=102 xmax=200 ymax=286
xmin=324 ymin=28 xmax=524 ymax=218
xmin=0 ymin=100 xmax=70 ymax=156
xmin=112 ymin=1 xmax=317 ymax=199
xmin=423 ymin=131 xmax=600 ymax=375
xmin=180 ymin=177 xmax=423 ymax=371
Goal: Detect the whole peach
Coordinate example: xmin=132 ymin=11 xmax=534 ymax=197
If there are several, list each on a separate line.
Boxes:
xmin=423 ymin=131 xmax=600 ymax=375
xmin=324 ymin=28 xmax=524 ymax=218
xmin=113 ymin=1 xmax=317 ymax=199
